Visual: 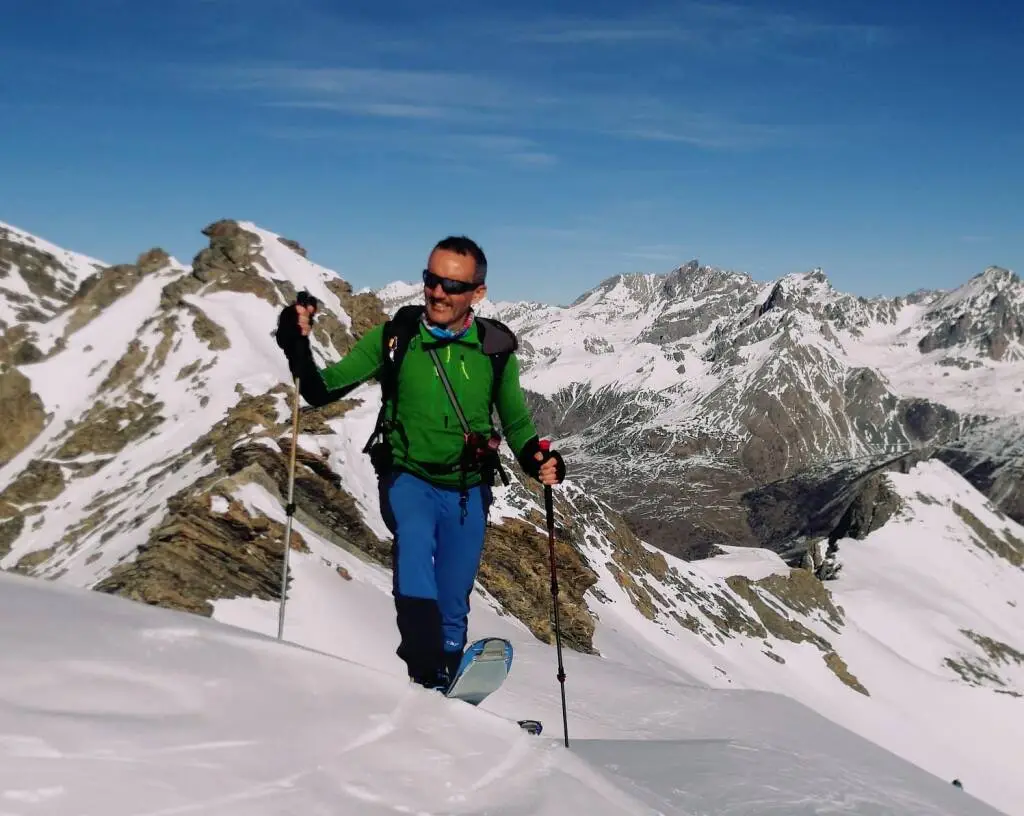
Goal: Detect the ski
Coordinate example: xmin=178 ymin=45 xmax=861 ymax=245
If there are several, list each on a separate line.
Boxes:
xmin=445 ymin=637 xmax=513 ymax=705
xmin=444 ymin=639 xmax=543 ymax=736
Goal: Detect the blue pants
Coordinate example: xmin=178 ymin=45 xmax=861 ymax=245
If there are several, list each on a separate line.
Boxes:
xmin=379 ymin=471 xmax=492 ymax=683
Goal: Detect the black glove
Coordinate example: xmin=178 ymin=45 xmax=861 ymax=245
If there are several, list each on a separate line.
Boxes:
xmin=275 ymin=292 xmax=319 ymax=359
xmin=518 ymin=436 xmax=566 ymax=484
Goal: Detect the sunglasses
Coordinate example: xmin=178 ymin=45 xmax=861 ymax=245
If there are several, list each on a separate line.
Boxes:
xmin=422 ymin=269 xmax=480 ymax=295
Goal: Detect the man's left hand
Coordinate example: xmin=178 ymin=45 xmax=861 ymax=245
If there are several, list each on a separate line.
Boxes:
xmin=533 ymin=449 xmax=565 ymax=486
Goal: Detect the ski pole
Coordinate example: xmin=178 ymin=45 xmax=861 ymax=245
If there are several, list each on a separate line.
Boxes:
xmin=277 ymin=374 xmax=301 ymax=640
xmin=538 ymin=438 xmax=569 ymax=748
xmin=277 ymin=293 xmax=317 ymax=640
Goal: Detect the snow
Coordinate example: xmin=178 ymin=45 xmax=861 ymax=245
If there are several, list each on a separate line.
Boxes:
xmin=696 ymin=544 xmax=792 ymax=581
xmin=240 ymin=221 xmax=353 ymax=332
xmin=0 ymin=565 xmax=1000 ymax=815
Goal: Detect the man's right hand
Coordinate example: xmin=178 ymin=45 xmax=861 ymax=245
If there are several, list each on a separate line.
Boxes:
xmin=295 ymin=303 xmax=315 ymax=337
xmin=276 ymin=294 xmax=318 ymax=354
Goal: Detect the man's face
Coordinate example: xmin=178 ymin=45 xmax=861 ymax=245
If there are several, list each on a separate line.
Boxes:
xmin=423 ymin=248 xmax=486 ymax=328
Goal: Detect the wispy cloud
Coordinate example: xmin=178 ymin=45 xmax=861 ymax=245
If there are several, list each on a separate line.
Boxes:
xmin=511 ymin=1 xmax=891 ymax=54
xmin=193 ymin=3 xmax=877 ymax=164
xmin=212 ymin=66 xmax=514 ymax=122
xmin=203 ymin=60 xmax=794 ymax=155
xmin=254 ymin=120 xmax=557 ymax=168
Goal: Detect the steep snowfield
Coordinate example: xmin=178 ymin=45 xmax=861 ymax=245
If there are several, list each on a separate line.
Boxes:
xmin=0 ymin=566 xmax=1000 ymax=815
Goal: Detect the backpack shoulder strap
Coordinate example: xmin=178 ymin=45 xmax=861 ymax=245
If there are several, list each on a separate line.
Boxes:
xmin=380 ymin=305 xmax=423 ymax=395
xmin=476 ymin=315 xmax=517 ymax=356
xmin=475 ymin=316 xmax=518 ymax=413
xmin=363 ymin=304 xmax=423 ymax=453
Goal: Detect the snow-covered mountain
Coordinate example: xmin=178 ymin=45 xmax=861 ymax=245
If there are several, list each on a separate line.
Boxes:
xmin=376 ymin=260 xmax=1024 ymax=559
xmin=1 ymin=218 xmax=1023 ymax=813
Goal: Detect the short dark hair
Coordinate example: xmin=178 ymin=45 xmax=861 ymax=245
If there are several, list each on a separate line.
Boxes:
xmin=434 ymin=235 xmax=487 ymax=284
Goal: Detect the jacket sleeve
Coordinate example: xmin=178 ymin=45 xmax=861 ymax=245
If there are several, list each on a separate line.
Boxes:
xmin=287 ymin=324 xmax=385 ymax=407
xmin=494 ymin=353 xmax=567 ymax=483
xmin=493 ymin=353 xmax=539 ymax=458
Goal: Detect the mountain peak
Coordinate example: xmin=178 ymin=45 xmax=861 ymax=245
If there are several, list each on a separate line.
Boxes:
xmin=918 ymin=264 xmax=1024 ymax=361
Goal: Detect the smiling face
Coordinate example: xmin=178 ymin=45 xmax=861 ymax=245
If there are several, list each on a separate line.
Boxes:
xmin=423 ymin=247 xmax=487 ymax=329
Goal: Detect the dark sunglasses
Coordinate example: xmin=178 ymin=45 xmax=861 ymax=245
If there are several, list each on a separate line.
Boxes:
xmin=422 ymin=269 xmax=480 ymax=295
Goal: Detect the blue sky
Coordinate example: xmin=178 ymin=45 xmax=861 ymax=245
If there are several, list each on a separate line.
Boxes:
xmin=1 ymin=0 xmax=1020 ymax=305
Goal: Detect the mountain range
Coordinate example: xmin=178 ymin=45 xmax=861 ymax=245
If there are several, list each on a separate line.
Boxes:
xmin=375 ymin=256 xmax=1024 ymax=565
xmin=1 ymin=217 xmax=1022 ymax=813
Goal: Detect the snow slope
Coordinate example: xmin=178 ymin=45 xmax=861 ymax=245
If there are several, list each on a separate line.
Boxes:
xmin=210 ymin=450 xmax=1024 ymax=814
xmin=0 ymin=569 xmax=999 ymax=815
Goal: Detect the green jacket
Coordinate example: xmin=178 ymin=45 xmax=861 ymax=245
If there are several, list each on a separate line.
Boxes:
xmin=312 ymin=319 xmax=538 ymax=487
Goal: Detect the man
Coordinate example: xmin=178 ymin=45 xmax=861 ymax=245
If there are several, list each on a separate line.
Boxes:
xmin=275 ymin=235 xmax=566 ymax=691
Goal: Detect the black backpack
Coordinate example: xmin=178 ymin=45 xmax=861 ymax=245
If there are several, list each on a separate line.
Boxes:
xmin=362 ymin=304 xmax=518 ymax=479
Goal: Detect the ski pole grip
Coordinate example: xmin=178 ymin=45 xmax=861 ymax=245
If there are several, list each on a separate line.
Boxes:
xmin=538 ymin=438 xmax=551 ymax=454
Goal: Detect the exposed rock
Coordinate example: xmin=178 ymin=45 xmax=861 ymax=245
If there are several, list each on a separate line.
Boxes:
xmin=742 ymin=448 xmax=932 ymax=566
xmin=918 ymin=267 xmax=1024 ymax=361
xmin=0 ymin=515 xmax=24 ymax=558
xmin=0 ymin=459 xmax=66 ymax=507
xmin=828 ymin=473 xmax=903 ymax=544
xmin=86 ymin=389 xmax=386 ymax=616
xmin=191 ymin=220 xmax=279 ymax=305
xmin=278 ymin=236 xmax=307 ymax=257
xmin=952 ymin=502 xmax=1024 ymax=568
xmin=55 ymin=400 xmax=165 ymax=459
xmin=0 ymin=324 xmax=44 ymax=366
xmin=93 ymin=492 xmax=308 ymax=615
xmin=325 ymin=278 xmax=389 ymax=347
xmin=506 ymin=260 xmax=1021 ymax=562
xmin=945 ymin=628 xmax=1024 ymax=695
xmin=63 ymin=249 xmax=169 ymax=337
xmin=12 ymin=545 xmax=57 ymax=575
xmin=937 ymin=421 xmax=1024 ymax=526
xmin=726 ymin=570 xmax=869 ymax=694
xmin=480 ymin=513 xmax=598 ymax=653
xmin=99 ymin=339 xmax=148 ymax=393
xmin=144 ymin=315 xmax=178 ymax=376
xmin=824 ymin=651 xmax=870 ymax=695
xmin=0 ymin=365 xmax=46 ymax=466
xmin=726 ymin=574 xmax=830 ymax=650
xmin=0 ymin=225 xmax=88 ymax=312
xmin=187 ymin=303 xmax=231 ymax=351
xmin=754 ymin=568 xmax=845 ymax=632
xmin=230 ymin=440 xmax=390 ymax=565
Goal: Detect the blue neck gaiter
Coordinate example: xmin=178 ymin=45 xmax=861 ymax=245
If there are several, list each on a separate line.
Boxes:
xmin=423 ymin=311 xmax=473 ymax=340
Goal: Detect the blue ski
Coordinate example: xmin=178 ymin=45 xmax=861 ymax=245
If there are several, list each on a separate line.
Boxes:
xmin=445 ymin=637 xmax=513 ymax=705
xmin=444 ymin=637 xmax=543 ymax=735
